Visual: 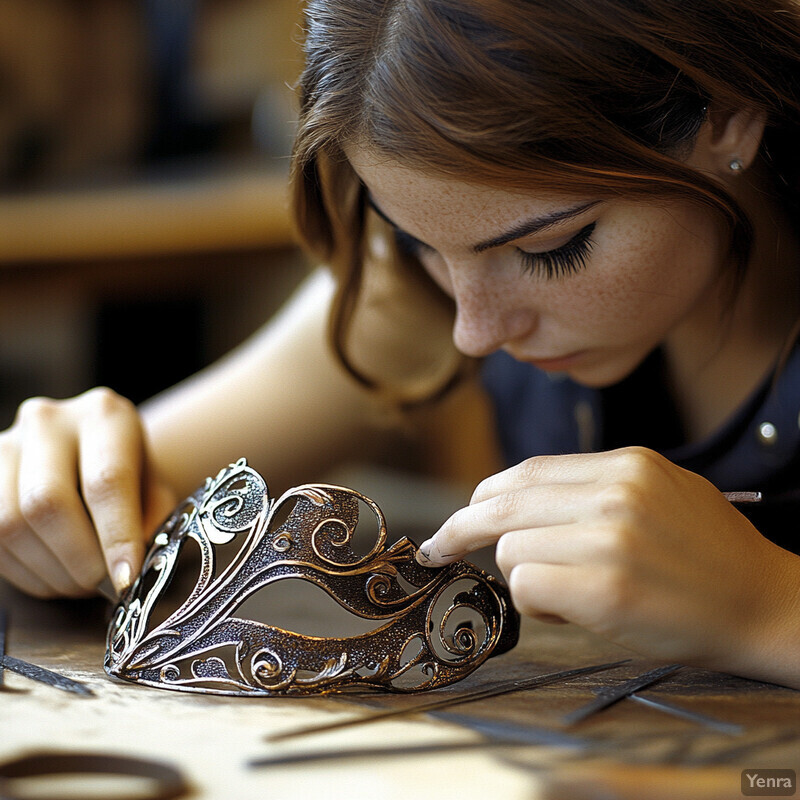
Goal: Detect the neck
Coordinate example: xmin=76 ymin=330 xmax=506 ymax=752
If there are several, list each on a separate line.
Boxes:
xmin=663 ymin=178 xmax=800 ymax=443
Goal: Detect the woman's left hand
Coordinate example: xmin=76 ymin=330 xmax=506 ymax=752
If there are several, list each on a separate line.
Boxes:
xmin=416 ymin=446 xmax=800 ymax=686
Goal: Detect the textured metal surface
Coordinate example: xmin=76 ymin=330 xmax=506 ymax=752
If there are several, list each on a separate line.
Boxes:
xmin=105 ymin=459 xmax=520 ymax=695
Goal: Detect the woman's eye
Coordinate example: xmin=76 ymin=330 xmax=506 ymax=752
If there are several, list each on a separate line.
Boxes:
xmin=518 ymin=222 xmax=596 ymax=279
xmin=392 ymin=219 xmax=597 ymax=279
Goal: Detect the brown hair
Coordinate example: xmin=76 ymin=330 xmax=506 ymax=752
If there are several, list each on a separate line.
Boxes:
xmin=291 ymin=0 xmax=800 ymax=401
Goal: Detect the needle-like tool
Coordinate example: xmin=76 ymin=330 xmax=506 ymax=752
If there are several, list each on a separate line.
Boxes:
xmin=252 ymin=708 xmax=598 ymax=768
xmin=266 ymin=658 xmax=630 ymax=743
xmin=0 ymin=609 xmax=93 ymax=696
xmin=0 ymin=655 xmax=94 ymax=696
xmin=562 ymin=663 xmax=683 ymax=725
xmin=627 ymin=691 xmax=743 ymax=735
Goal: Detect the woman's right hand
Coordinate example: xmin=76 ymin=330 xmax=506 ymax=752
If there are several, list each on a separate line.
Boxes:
xmin=0 ymin=387 xmax=177 ymax=599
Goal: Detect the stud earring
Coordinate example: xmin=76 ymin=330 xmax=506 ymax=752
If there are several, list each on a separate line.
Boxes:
xmin=729 ymin=158 xmax=744 ymax=172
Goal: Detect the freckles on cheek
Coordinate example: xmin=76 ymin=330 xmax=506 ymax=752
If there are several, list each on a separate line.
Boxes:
xmin=580 ymin=226 xmax=677 ymax=316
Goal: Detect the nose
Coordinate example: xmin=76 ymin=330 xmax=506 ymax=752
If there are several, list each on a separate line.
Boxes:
xmin=450 ymin=280 xmax=537 ymax=358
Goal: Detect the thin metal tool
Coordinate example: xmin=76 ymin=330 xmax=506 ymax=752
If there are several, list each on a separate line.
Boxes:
xmin=0 ymin=654 xmax=94 ymax=696
xmin=252 ymin=713 xmax=595 ymax=768
xmin=0 ymin=609 xmax=93 ymax=696
xmin=431 ymin=711 xmax=594 ymax=748
xmin=627 ymin=692 xmax=743 ymax=735
xmin=251 ymin=740 xmax=535 ymax=768
xmin=562 ymin=663 xmax=683 ymax=725
xmin=266 ymin=658 xmax=630 ymax=743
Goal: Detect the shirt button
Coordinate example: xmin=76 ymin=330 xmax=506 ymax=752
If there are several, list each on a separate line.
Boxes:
xmin=757 ymin=421 xmax=778 ymax=446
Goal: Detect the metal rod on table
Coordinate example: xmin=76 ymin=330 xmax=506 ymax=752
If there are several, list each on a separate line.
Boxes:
xmin=0 ymin=654 xmax=94 ymax=696
xmin=628 ymin=692 xmax=743 ymax=735
xmin=266 ymin=659 xmax=630 ymax=743
xmin=562 ymin=663 xmax=683 ymax=725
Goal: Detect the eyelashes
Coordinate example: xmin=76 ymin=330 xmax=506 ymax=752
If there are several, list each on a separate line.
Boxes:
xmin=517 ymin=222 xmax=596 ymax=279
xmin=393 ymin=221 xmax=597 ymax=280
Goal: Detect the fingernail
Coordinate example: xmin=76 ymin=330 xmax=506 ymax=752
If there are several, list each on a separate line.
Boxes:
xmin=112 ymin=561 xmax=133 ymax=595
xmin=416 ymin=539 xmax=434 ymax=565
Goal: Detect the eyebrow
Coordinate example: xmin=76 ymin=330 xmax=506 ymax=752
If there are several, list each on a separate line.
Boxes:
xmin=471 ymin=200 xmax=602 ymax=253
xmin=368 ymin=196 xmax=600 ymax=254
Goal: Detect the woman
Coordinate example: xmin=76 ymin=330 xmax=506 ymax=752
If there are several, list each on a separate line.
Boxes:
xmin=1 ymin=0 xmax=799 ymax=688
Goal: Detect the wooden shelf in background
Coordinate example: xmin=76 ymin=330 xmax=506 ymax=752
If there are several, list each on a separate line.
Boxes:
xmin=0 ymin=167 xmax=295 ymax=265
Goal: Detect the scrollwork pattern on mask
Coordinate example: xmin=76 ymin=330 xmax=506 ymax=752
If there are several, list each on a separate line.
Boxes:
xmin=105 ymin=459 xmax=519 ymax=695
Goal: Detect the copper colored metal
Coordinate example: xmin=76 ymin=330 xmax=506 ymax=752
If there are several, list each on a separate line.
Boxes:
xmin=105 ymin=459 xmax=519 ymax=696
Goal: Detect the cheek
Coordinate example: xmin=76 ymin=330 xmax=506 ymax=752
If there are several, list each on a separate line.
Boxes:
xmin=557 ymin=212 xmax=721 ymax=329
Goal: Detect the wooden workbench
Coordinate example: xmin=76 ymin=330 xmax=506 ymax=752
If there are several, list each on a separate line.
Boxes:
xmin=1 ymin=577 xmax=799 ymax=800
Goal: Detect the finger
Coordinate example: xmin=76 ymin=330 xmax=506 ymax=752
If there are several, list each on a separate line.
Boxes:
xmin=75 ymin=389 xmax=148 ymax=595
xmin=470 ymin=453 xmax=606 ymax=505
xmin=142 ymin=472 xmax=178 ymax=538
xmin=139 ymin=432 xmax=178 ymax=537
xmin=470 ymin=446 xmax=672 ymax=505
xmin=494 ymin=526 xmax=617 ymax=628
xmin=507 ymin=561 xmax=618 ymax=628
xmin=0 ymin=436 xmax=59 ymax=597
xmin=0 ymin=543 xmax=58 ymax=598
xmin=417 ymin=483 xmax=593 ymax=566
xmin=533 ymin=613 xmax=569 ymax=624
xmin=494 ymin=523 xmax=617 ymax=578
xmin=507 ymin=562 xmax=577 ymax=620
xmin=16 ymin=400 xmax=103 ymax=595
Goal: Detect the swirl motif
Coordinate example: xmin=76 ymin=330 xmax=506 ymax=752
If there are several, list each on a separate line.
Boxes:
xmin=250 ymin=648 xmax=292 ymax=690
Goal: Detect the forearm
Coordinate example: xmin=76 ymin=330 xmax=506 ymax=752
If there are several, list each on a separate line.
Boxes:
xmin=140 ymin=269 xmax=398 ymax=497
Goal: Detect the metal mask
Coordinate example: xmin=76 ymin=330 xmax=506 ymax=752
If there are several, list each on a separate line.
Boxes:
xmin=105 ymin=459 xmax=519 ymax=695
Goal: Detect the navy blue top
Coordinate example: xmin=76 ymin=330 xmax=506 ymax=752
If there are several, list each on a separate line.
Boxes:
xmin=481 ymin=345 xmax=800 ymax=553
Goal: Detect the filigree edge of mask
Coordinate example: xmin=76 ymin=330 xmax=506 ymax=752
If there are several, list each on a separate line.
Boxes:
xmin=104 ymin=458 xmax=520 ymax=695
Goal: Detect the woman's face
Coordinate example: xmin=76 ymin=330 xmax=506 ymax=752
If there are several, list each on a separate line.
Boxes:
xmin=348 ymin=148 xmax=731 ymax=387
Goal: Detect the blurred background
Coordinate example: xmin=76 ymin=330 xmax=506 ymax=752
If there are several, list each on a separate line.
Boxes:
xmin=0 ymin=0 xmax=502 ymax=539
xmin=0 ymin=0 xmax=306 ymax=423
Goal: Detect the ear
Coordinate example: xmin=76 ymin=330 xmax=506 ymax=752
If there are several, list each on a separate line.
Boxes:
xmin=687 ymin=106 xmax=766 ymax=176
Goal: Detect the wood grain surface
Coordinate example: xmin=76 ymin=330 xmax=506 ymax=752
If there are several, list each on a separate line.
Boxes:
xmin=1 ymin=578 xmax=798 ymax=800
